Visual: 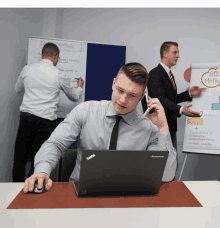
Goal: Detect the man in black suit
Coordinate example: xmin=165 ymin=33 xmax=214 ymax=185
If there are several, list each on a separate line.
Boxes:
xmin=145 ymin=41 xmax=205 ymax=150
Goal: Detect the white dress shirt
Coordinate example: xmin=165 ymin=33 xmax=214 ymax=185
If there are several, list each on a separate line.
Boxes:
xmin=160 ymin=62 xmax=191 ymax=115
xmin=34 ymin=100 xmax=177 ymax=182
xmin=15 ymin=59 xmax=83 ymax=120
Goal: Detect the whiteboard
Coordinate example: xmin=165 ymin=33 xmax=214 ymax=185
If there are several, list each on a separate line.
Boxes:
xmin=183 ymin=62 xmax=220 ymax=155
xmin=28 ymin=37 xmax=87 ymax=118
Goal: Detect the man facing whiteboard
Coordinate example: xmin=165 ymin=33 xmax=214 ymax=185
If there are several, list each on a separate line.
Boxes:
xmin=12 ymin=43 xmax=84 ymax=182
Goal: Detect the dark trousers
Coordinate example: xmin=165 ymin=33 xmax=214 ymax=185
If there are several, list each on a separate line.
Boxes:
xmin=12 ymin=112 xmax=57 ymax=182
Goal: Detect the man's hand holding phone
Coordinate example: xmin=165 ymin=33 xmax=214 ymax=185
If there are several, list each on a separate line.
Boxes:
xmin=142 ymin=95 xmax=169 ymax=135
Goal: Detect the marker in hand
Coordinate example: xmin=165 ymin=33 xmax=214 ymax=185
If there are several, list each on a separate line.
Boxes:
xmin=76 ymin=77 xmax=84 ymax=88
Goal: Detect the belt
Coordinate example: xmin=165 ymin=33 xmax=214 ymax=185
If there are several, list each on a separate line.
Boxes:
xmin=20 ymin=112 xmax=56 ymax=122
xmin=20 ymin=112 xmax=35 ymax=117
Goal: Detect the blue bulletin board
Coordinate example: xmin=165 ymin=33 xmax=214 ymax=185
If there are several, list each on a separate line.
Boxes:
xmin=70 ymin=42 xmax=126 ymax=148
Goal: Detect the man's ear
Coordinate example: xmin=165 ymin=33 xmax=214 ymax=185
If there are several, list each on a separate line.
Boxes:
xmin=163 ymin=50 xmax=167 ymax=58
xmin=139 ymin=90 xmax=146 ymax=101
xmin=112 ymin=78 xmax=116 ymax=89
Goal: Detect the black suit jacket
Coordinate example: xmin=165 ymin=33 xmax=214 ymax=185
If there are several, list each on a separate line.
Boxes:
xmin=146 ymin=64 xmax=192 ymax=132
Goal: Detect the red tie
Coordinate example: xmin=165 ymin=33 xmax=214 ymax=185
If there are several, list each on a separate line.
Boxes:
xmin=169 ymin=70 xmax=176 ymax=90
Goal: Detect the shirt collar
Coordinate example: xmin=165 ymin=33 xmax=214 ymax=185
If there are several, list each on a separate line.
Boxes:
xmin=160 ymin=62 xmax=171 ymax=76
xmin=42 ymin=59 xmax=54 ymax=66
xmin=106 ymin=102 xmax=137 ymax=126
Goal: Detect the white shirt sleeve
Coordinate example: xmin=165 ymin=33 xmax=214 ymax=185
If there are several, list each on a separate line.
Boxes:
xmin=15 ymin=65 xmax=29 ymax=95
xmin=179 ymin=106 xmax=183 ymax=115
xmin=188 ymin=90 xmax=191 ymax=97
xmin=179 ymin=90 xmax=191 ymax=115
xmin=58 ymin=72 xmax=83 ymax=102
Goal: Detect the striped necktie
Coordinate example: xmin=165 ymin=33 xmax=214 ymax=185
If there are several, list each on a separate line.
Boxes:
xmin=169 ymin=70 xmax=176 ymax=90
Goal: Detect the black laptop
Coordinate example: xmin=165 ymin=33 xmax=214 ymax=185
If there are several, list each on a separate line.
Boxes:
xmin=73 ymin=149 xmax=169 ymax=197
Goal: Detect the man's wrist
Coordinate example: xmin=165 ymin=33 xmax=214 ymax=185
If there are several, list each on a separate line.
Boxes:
xmin=158 ymin=125 xmax=169 ymax=135
xmin=34 ymin=162 xmax=52 ymax=177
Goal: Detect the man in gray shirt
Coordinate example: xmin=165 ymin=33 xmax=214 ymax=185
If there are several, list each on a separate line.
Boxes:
xmin=23 ymin=62 xmax=177 ymax=193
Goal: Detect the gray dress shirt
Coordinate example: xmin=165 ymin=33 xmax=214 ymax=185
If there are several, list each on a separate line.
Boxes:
xmin=35 ymin=100 xmax=177 ymax=182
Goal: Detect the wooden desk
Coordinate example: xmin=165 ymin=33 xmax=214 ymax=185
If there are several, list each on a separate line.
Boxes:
xmin=2 ymin=181 xmax=220 ymax=228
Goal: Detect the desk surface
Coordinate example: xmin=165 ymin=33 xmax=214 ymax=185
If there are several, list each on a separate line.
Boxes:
xmin=2 ymin=181 xmax=220 ymax=228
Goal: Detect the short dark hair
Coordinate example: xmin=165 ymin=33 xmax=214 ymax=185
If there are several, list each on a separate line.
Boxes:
xmin=42 ymin=42 xmax=59 ymax=56
xmin=118 ymin=62 xmax=149 ymax=89
xmin=160 ymin=41 xmax=178 ymax=59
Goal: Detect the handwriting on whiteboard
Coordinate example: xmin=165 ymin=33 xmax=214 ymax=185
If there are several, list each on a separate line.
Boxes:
xmin=28 ymin=37 xmax=87 ymax=118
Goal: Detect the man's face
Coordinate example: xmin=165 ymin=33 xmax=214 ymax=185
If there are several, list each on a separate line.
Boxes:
xmin=112 ymin=72 xmax=145 ymax=115
xmin=164 ymin=45 xmax=180 ymax=67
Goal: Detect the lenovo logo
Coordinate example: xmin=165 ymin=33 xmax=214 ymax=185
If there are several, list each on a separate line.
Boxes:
xmin=151 ymin=155 xmax=164 ymax=158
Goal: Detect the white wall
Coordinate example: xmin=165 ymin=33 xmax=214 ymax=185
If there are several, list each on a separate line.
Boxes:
xmin=0 ymin=9 xmax=46 ymax=181
xmin=61 ymin=8 xmax=220 ymax=142
xmin=60 ymin=8 xmax=220 ymax=180
xmin=1 ymin=8 xmax=220 ymax=181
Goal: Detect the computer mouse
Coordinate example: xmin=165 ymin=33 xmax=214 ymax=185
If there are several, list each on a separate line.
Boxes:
xmin=28 ymin=180 xmax=46 ymax=194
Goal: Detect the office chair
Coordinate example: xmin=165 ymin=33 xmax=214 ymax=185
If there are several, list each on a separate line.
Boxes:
xmin=59 ymin=148 xmax=77 ymax=182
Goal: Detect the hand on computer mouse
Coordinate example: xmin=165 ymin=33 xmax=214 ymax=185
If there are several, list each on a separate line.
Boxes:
xmin=28 ymin=180 xmax=46 ymax=194
xmin=23 ymin=173 xmax=53 ymax=194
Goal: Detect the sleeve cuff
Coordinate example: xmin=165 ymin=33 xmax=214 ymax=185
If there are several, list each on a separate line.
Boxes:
xmin=34 ymin=162 xmax=53 ymax=177
xmin=188 ymin=90 xmax=191 ymax=97
xmin=179 ymin=106 xmax=183 ymax=115
xmin=157 ymin=132 xmax=173 ymax=150
xmin=77 ymin=87 xmax=83 ymax=95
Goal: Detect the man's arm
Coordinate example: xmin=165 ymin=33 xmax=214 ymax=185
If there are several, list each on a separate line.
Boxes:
xmin=23 ymin=102 xmax=87 ymax=193
xmin=34 ymin=102 xmax=85 ymax=175
xmin=58 ymin=72 xmax=84 ymax=102
xmin=145 ymin=96 xmax=177 ymax=182
xmin=147 ymin=127 xmax=177 ymax=182
xmin=15 ymin=65 xmax=28 ymax=95
xmin=176 ymin=90 xmax=192 ymax=104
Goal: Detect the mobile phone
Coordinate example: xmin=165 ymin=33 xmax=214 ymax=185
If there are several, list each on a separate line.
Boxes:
xmin=141 ymin=94 xmax=155 ymax=115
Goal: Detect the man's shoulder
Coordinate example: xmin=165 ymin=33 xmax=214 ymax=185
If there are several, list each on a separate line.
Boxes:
xmin=68 ymin=100 xmax=110 ymax=119
xmin=76 ymin=100 xmax=110 ymax=111
xmin=32 ymin=61 xmax=60 ymax=72
xmin=20 ymin=64 xmax=31 ymax=74
xmin=84 ymin=100 xmax=111 ymax=108
xmin=149 ymin=64 xmax=163 ymax=73
xmin=149 ymin=64 xmax=166 ymax=78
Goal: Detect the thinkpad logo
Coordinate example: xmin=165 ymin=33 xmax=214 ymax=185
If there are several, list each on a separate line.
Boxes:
xmin=151 ymin=155 xmax=164 ymax=158
xmin=86 ymin=154 xmax=96 ymax=160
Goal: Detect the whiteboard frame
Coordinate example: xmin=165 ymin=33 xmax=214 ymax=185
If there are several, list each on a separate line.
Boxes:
xmin=180 ymin=62 xmax=220 ymax=181
xmin=29 ymin=36 xmax=126 ymax=47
